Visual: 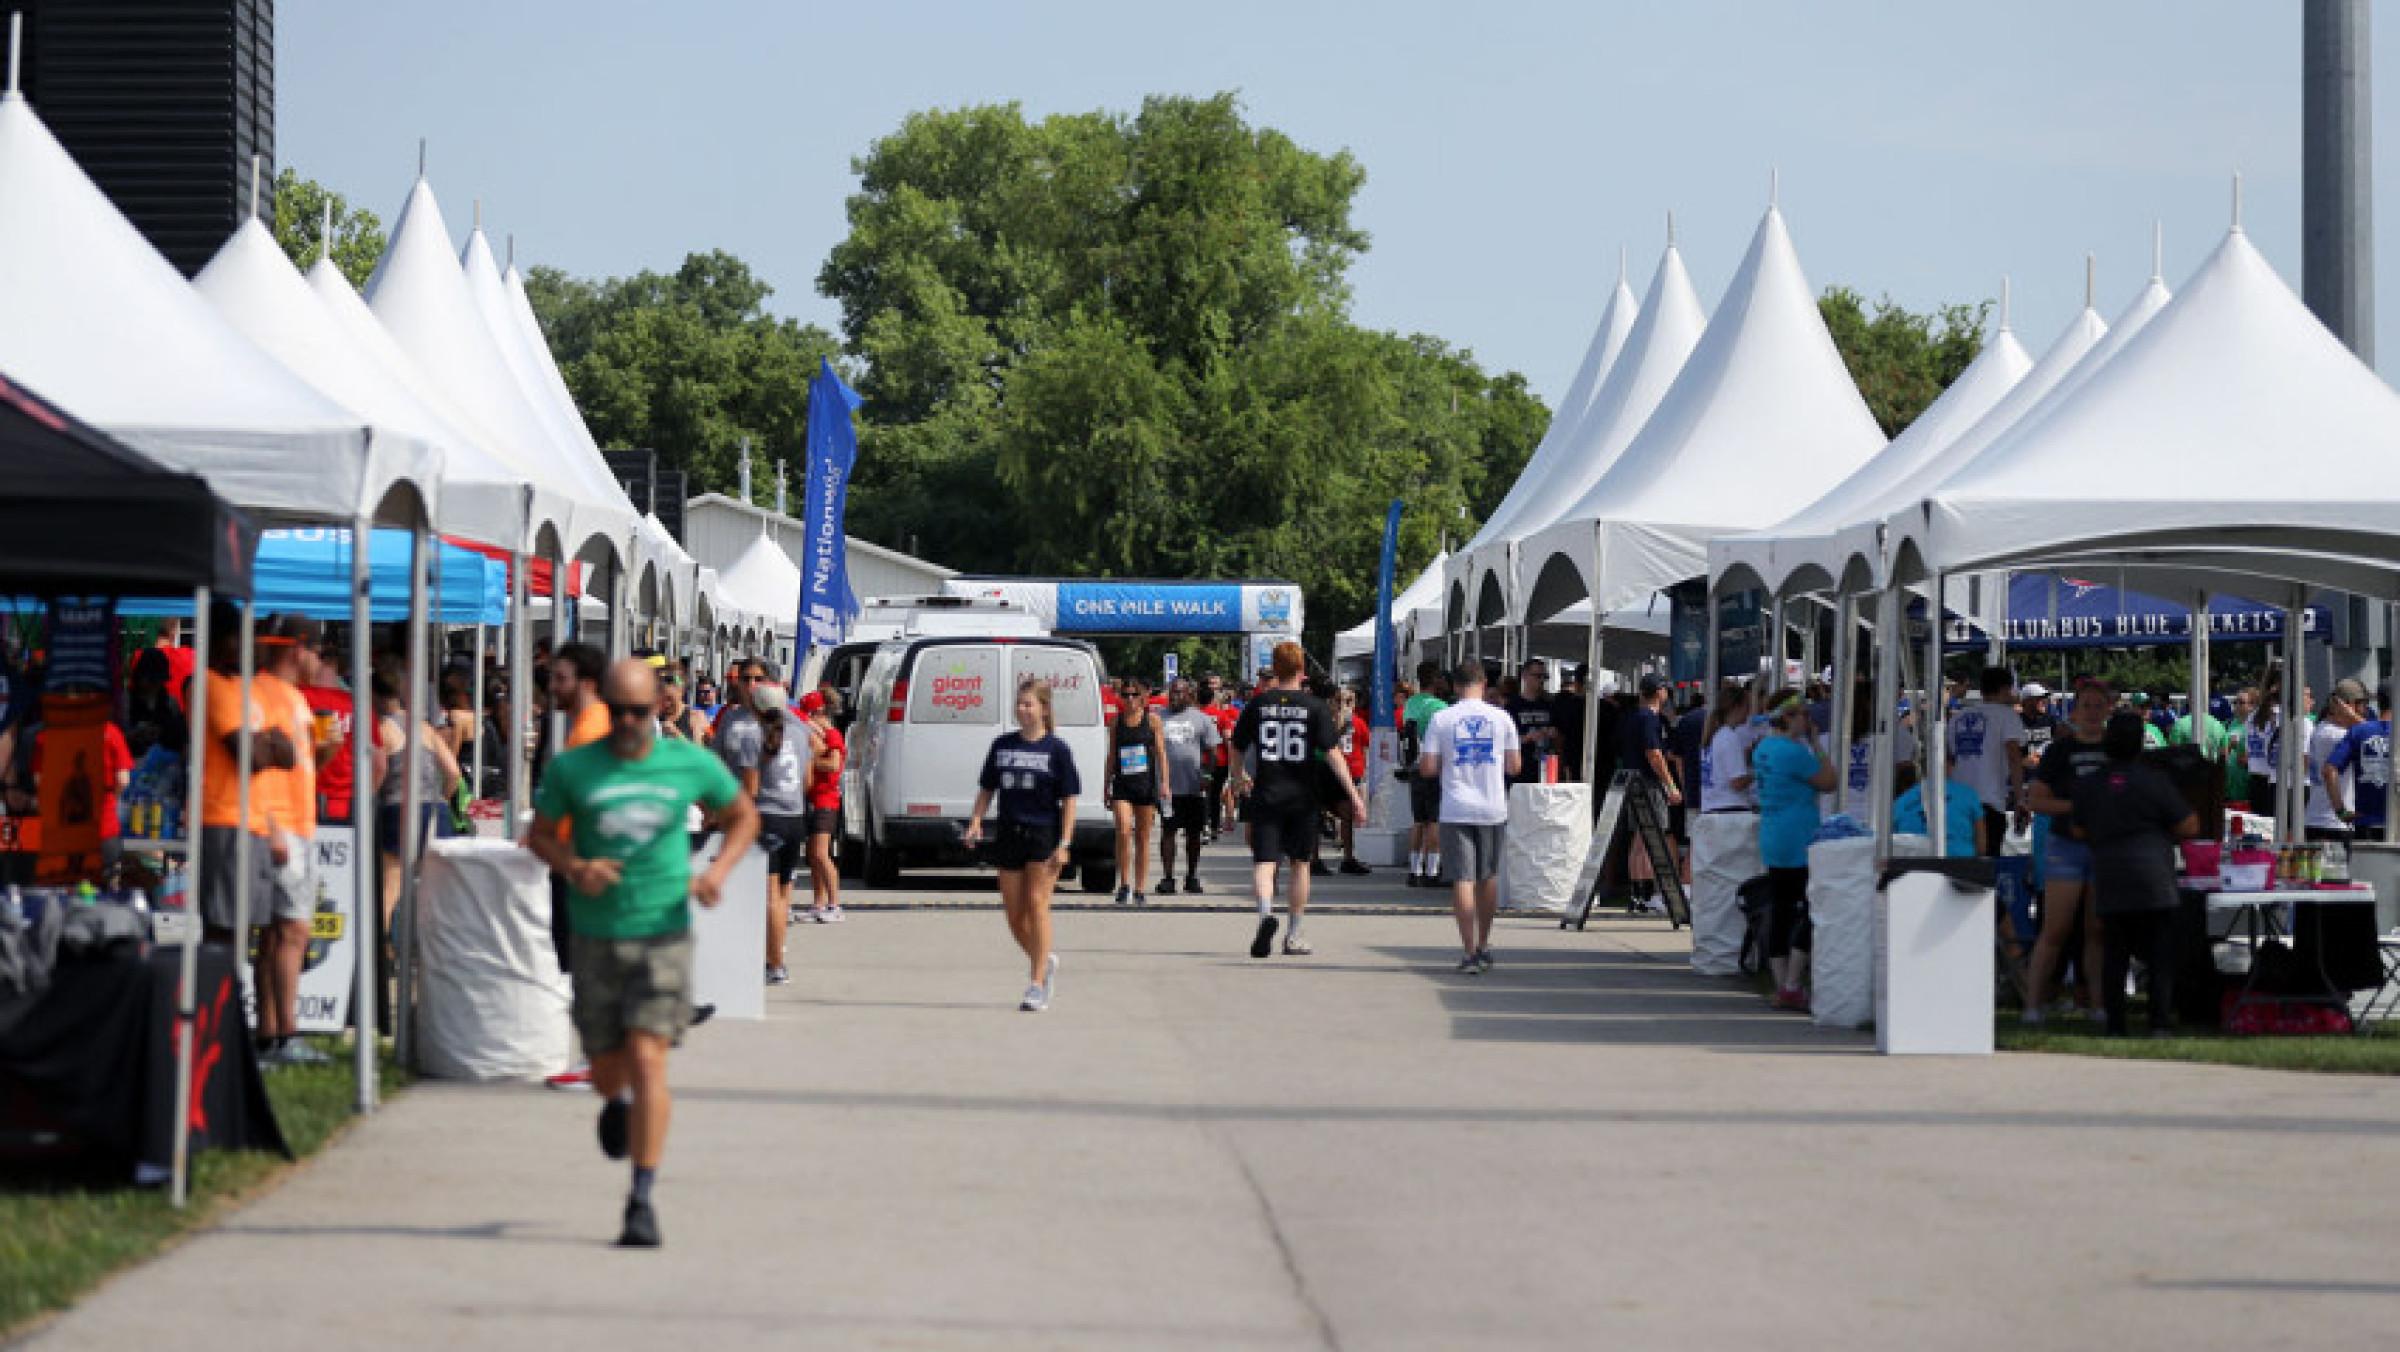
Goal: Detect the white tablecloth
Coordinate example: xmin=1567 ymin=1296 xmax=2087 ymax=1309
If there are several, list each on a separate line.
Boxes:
xmin=417 ymin=838 xmax=570 ymax=1081
xmin=1500 ymin=784 xmax=1591 ymax=914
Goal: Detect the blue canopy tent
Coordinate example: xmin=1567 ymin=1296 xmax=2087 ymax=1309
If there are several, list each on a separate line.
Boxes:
xmin=1935 ymin=572 xmax=2332 ymax=651
xmin=111 ymin=529 xmax=506 ymax=625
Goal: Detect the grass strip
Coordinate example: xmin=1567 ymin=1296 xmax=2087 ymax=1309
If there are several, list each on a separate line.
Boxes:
xmin=0 ymin=1037 xmax=405 ymax=1335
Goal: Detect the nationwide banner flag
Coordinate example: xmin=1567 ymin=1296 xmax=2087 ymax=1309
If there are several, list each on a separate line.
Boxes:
xmin=800 ymin=359 xmax=864 ymax=650
xmin=1370 ymin=499 xmax=1404 ymax=729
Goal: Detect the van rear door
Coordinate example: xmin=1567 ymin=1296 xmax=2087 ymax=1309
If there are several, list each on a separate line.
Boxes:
xmin=893 ymin=643 xmax=1007 ymax=821
xmin=1009 ymin=645 xmax=1109 ymax=828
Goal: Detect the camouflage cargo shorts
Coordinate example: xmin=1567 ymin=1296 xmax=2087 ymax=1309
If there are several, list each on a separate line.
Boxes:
xmin=568 ymin=929 xmax=696 ymax=1056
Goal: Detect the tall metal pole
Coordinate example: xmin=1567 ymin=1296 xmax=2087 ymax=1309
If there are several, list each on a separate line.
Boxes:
xmin=395 ymin=530 xmax=430 ymax=1070
xmin=170 ymin=588 xmax=211 ymax=1208
xmin=2306 ymin=0 xmax=2380 ymax=690
xmin=349 ymin=519 xmax=378 ymax=1113
xmin=1870 ymin=587 xmax=1903 ymax=854
xmin=1924 ymin=574 xmax=1949 ymax=855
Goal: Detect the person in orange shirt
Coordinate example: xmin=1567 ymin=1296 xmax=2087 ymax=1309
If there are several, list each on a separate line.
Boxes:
xmin=193 ymin=603 xmax=296 ymax=943
xmin=542 ymin=643 xmax=611 ymax=1092
xmin=255 ymin=616 xmax=337 ymax=1066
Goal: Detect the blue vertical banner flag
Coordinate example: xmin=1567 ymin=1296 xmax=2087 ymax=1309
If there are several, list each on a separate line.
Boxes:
xmin=1369 ymin=499 xmax=1404 ymax=729
xmin=800 ymin=359 xmax=864 ymax=651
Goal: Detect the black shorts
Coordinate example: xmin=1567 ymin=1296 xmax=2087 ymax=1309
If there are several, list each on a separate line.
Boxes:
xmin=1410 ymin=776 xmax=1442 ymax=825
xmin=1110 ymin=775 xmax=1160 ymax=805
xmin=807 ymin=807 xmax=840 ymax=837
xmin=759 ymin=812 xmax=807 ymax=882
xmin=1165 ymin=795 xmax=1207 ymax=834
xmin=1249 ymin=805 xmax=1318 ymax=863
xmin=991 ymin=819 xmax=1062 ymax=871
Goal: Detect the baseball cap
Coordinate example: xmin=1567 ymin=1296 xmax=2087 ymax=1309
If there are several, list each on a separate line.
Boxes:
xmin=750 ymin=683 xmax=789 ymax=714
xmin=2333 ymin=678 xmax=2372 ymax=704
xmin=1638 ymin=674 xmax=1665 ymax=696
xmin=798 ymin=690 xmax=826 ymax=716
xmin=2020 ymin=681 xmax=2049 ymax=698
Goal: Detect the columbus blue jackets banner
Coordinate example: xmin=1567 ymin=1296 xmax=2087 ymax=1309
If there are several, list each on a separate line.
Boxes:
xmin=800 ymin=360 xmax=863 ymax=650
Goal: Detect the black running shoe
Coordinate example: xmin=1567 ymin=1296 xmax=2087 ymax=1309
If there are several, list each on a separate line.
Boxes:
xmin=1308 ymin=860 xmax=1331 ymax=877
xmin=1157 ymin=877 xmax=1178 ymax=895
xmin=1250 ymin=915 xmax=1280 ymax=959
xmin=1182 ymin=877 xmax=1203 ymax=895
xmin=1339 ymin=859 xmax=1371 ymax=875
xmin=597 ymin=1098 xmax=629 ymax=1161
xmin=617 ymin=1197 xmax=661 ymax=1248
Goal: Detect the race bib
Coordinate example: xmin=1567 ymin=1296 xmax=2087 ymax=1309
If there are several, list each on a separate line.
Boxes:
xmin=1118 ymin=745 xmax=1150 ymax=775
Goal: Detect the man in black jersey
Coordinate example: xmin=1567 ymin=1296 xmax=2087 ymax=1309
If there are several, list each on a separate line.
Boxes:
xmin=1229 ymin=641 xmax=1366 ymax=959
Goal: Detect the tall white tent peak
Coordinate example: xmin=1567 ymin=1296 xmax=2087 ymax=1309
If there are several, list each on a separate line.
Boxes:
xmin=1769 ymin=167 xmax=1779 ymax=209
xmin=1520 ymin=204 xmax=1881 ymax=619
xmin=1617 ymin=246 xmax=1627 ymax=285
xmin=247 ymin=155 xmax=262 ymax=221
xmin=1999 ymin=276 xmax=2011 ymax=332
xmin=319 ymin=198 xmax=332 ymax=263
xmin=1906 ymin=226 xmax=2400 ymax=579
xmin=2085 ymin=253 xmax=2096 ymax=307
xmin=2153 ymin=220 xmax=2165 ymax=280
xmin=417 ymin=138 xmax=425 ymax=179
xmin=6 ymin=14 xmax=19 ymax=95
xmin=2232 ymin=172 xmax=2244 ymax=233
xmin=1666 ymin=209 xmax=1676 ymax=246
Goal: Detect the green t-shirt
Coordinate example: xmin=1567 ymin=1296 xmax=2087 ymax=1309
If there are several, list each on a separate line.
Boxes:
xmin=536 ymin=737 xmax=742 ymax=939
xmin=2169 ymin=713 xmax=2233 ymax=757
xmin=1404 ymin=693 xmax=1448 ymax=736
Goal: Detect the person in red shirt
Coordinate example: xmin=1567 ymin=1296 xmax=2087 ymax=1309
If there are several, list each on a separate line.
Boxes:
xmin=1334 ymin=688 xmax=1373 ymax=875
xmin=293 ymin=621 xmax=369 ymax=825
xmin=1203 ymin=677 xmax=1239 ymax=839
xmin=153 ymin=622 xmax=197 ymax=714
xmin=800 ymin=690 xmax=846 ymax=922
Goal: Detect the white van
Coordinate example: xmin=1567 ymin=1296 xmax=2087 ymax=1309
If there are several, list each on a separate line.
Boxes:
xmin=842 ymin=636 xmax=1117 ymax=891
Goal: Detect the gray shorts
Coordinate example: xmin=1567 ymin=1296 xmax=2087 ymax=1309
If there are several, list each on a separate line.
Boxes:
xmin=197 ymin=825 xmax=279 ymax=932
xmin=269 ymin=837 xmax=317 ymax=925
xmin=1438 ymin=822 xmax=1505 ymax=884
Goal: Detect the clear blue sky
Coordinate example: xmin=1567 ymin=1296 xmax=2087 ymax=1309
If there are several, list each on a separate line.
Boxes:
xmin=281 ymin=1 xmax=2400 ymax=403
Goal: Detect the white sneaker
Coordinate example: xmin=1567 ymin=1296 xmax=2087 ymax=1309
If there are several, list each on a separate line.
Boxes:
xmin=825 ymin=905 xmax=845 ymax=923
xmin=1020 ymin=984 xmax=1049 ymax=1012
xmin=1045 ymin=952 xmax=1060 ymax=996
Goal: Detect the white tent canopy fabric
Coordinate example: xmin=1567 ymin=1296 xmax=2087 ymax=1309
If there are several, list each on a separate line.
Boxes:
xmin=1452 ymin=239 xmax=1707 ymax=632
xmin=1709 ymin=309 xmax=2034 ymax=598
xmin=366 ymin=179 xmax=619 ymax=562
xmin=1460 ymin=276 xmax=1638 ymax=559
xmin=1517 ymin=206 xmax=1885 ymax=625
xmin=0 ymin=92 xmax=436 ymax=527
xmin=194 ymin=218 xmax=543 ymax=552
xmin=1889 ymin=226 xmax=2400 ymax=589
xmin=714 ymin=531 xmax=803 ymax=635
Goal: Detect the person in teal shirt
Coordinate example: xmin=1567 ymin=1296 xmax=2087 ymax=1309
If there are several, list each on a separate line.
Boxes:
xmin=1751 ymin=693 xmax=1837 ymax=1009
xmin=528 ymin=658 xmax=758 ymax=1250
xmin=1891 ymin=763 xmax=1987 ymax=857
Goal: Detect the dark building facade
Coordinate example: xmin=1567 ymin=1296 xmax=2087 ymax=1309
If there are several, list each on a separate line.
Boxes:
xmin=17 ymin=0 xmax=274 ymax=277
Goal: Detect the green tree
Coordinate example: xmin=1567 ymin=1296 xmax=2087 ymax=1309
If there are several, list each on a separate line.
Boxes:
xmin=820 ymin=94 xmax=1546 ymax=650
xmin=270 ymin=170 xmax=385 ymax=289
xmin=1819 ymin=287 xmax=1988 ymax=437
xmin=525 ymin=251 xmax=843 ymax=500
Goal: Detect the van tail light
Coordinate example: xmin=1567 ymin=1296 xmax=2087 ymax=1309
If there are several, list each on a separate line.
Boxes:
xmin=888 ymin=680 xmax=909 ymax=721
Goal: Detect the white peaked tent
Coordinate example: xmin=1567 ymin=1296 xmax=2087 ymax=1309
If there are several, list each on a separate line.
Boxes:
xmin=1451 ymin=239 xmax=1707 ymax=636
xmin=461 ymin=229 xmax=638 ymax=531
xmin=1516 ymin=205 xmax=1885 ymax=632
xmin=192 ymin=217 xmax=546 ymax=553
xmin=1825 ymin=273 xmax=2147 ymax=592
xmin=1459 ymin=272 xmax=1639 ymax=561
xmin=0 ymin=92 xmax=435 ymax=526
xmin=1890 ymin=225 xmax=2400 ymax=591
xmin=1334 ymin=551 xmax=1449 ymax=661
xmin=1709 ymin=299 xmax=2034 ymax=599
xmin=365 ymin=179 xmax=620 ymax=567
xmin=715 ymin=530 xmax=804 ymax=640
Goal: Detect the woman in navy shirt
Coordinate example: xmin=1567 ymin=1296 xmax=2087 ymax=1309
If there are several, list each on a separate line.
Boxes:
xmin=966 ymin=679 xmax=1081 ymax=1012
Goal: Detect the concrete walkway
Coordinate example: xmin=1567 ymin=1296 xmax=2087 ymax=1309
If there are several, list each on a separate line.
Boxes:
xmin=31 ymin=846 xmax=2400 ymax=1350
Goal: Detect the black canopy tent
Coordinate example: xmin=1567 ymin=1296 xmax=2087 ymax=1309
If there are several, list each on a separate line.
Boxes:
xmin=0 ymin=372 xmax=255 ymax=598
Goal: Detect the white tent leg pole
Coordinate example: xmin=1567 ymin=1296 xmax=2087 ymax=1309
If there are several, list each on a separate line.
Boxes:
xmin=1800 ymin=598 xmax=1821 ymax=691
xmin=1925 ymin=573 xmax=1949 ymax=856
xmin=396 ymin=529 xmax=430 ymax=1071
xmin=470 ymin=623 xmax=486 ymax=800
xmin=2189 ymin=593 xmax=2211 ymax=756
xmin=1828 ymin=595 xmax=1855 ymax=816
xmin=2282 ymin=600 xmax=2306 ymax=844
xmin=1765 ymin=596 xmax=1786 ymax=693
xmin=1581 ymin=528 xmax=1607 ymax=785
xmin=232 ymin=603 xmax=255 ymax=1023
xmin=1871 ymin=587 xmax=1902 ymax=852
xmin=1703 ymin=586 xmax=1722 ymax=696
xmin=170 ymin=587 xmax=211 ymax=1209
xmin=509 ymin=546 xmax=530 ymax=824
xmin=349 ymin=519 xmax=378 ymax=1114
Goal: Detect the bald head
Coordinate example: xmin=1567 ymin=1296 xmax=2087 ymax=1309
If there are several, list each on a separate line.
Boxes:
xmin=603 ymin=657 xmax=660 ymax=707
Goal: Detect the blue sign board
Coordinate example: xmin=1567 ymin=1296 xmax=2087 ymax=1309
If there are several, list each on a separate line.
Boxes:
xmin=1057 ymin=583 xmax=1244 ymax=633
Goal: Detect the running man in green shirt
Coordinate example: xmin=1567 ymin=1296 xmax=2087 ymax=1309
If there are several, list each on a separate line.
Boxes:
xmin=526 ymin=658 xmax=758 ymax=1249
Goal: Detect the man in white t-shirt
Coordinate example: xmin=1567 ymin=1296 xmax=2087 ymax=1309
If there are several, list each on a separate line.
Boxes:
xmin=1946 ymin=665 xmax=2027 ymax=858
xmin=1419 ymin=660 xmax=1521 ymax=976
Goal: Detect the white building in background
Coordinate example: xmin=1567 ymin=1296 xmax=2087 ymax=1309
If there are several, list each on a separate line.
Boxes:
xmin=683 ymin=493 xmax=957 ymax=666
